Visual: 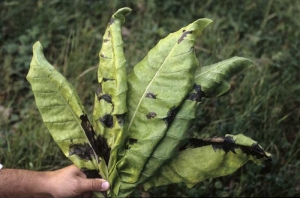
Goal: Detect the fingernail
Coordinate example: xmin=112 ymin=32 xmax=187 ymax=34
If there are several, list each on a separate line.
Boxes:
xmin=101 ymin=181 xmax=110 ymax=190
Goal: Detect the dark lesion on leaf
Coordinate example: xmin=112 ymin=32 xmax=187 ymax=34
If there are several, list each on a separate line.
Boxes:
xmin=69 ymin=142 xmax=94 ymax=161
xmin=187 ymin=84 xmax=205 ymax=102
xmin=116 ymin=113 xmax=126 ymax=126
xmin=145 ymin=92 xmax=157 ymax=99
xmin=129 ymin=138 xmax=138 ymax=144
xmin=163 ymin=106 xmax=179 ymax=126
xmin=98 ymin=94 xmax=112 ymax=104
xmin=95 ymin=135 xmax=111 ymax=165
xmin=125 ymin=138 xmax=138 ymax=150
xmin=180 ymin=136 xmax=272 ymax=160
xmin=80 ymin=114 xmax=98 ymax=151
xmin=178 ymin=30 xmax=193 ymax=44
xmin=240 ymin=142 xmax=272 ymax=160
xmin=81 ymin=168 xmax=102 ymax=178
xmin=80 ymin=114 xmax=111 ymax=165
xmin=146 ymin=112 xmax=157 ymax=119
xmin=103 ymin=77 xmax=115 ymax=82
xmin=99 ymin=114 xmax=114 ymax=128
xmin=100 ymin=53 xmax=108 ymax=58
xmin=212 ymin=136 xmax=236 ymax=153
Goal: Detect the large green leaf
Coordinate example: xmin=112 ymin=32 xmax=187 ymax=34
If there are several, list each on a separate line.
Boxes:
xmin=134 ymin=56 xmax=253 ymax=187
xmin=116 ymin=18 xmax=213 ymax=188
xmin=93 ymin=7 xmax=130 ymax=149
xmin=143 ymin=134 xmax=271 ymax=190
xmin=91 ymin=8 xmax=131 ymax=196
xmin=27 ymin=42 xmax=108 ymax=197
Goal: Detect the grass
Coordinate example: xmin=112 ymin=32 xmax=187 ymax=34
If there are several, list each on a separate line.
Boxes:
xmin=1 ymin=0 xmax=299 ymax=197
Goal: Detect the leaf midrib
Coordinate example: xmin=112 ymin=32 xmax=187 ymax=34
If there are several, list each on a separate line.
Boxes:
xmin=127 ymin=44 xmax=177 ymax=131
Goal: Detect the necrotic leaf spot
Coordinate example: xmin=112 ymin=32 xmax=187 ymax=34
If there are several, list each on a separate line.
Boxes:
xmin=103 ymin=78 xmax=115 ymax=82
xmin=163 ymin=106 xmax=178 ymax=126
xmin=69 ymin=143 xmax=94 ymax=161
xmin=95 ymin=135 xmax=111 ymax=165
xmin=116 ymin=113 xmax=126 ymax=126
xmin=187 ymin=84 xmax=204 ymax=102
xmin=222 ymin=136 xmax=236 ymax=153
xmin=146 ymin=112 xmax=157 ymax=119
xmin=129 ymin=138 xmax=138 ymax=144
xmin=99 ymin=114 xmax=113 ymax=128
xmin=178 ymin=30 xmax=193 ymax=44
xmin=80 ymin=114 xmax=98 ymax=151
xmin=145 ymin=92 xmax=157 ymax=99
xmin=81 ymin=168 xmax=102 ymax=178
xmin=98 ymin=94 xmax=112 ymax=103
xmin=100 ymin=53 xmax=107 ymax=58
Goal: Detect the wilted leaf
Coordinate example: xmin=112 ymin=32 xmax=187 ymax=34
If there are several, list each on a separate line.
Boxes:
xmin=195 ymin=56 xmax=253 ymax=98
xmin=143 ymin=134 xmax=271 ymax=190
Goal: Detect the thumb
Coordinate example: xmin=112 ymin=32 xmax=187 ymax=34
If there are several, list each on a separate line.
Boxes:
xmin=79 ymin=178 xmax=110 ymax=192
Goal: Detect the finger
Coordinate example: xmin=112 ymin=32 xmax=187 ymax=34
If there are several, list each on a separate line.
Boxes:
xmin=78 ymin=178 xmax=110 ymax=192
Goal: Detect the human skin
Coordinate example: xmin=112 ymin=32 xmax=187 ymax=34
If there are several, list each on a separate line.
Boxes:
xmin=0 ymin=165 xmax=109 ymax=198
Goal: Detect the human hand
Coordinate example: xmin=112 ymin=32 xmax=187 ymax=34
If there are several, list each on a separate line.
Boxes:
xmin=46 ymin=165 xmax=110 ymax=198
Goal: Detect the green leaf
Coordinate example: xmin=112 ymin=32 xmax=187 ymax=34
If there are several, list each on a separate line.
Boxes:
xmin=131 ymin=56 xmax=253 ymax=187
xmin=93 ymin=7 xmax=130 ymax=148
xmin=91 ymin=7 xmax=130 ymax=162
xmin=91 ymin=7 xmax=131 ymax=197
xmin=26 ymin=42 xmax=108 ymax=197
xmin=195 ymin=56 xmax=253 ymax=98
xmin=143 ymin=134 xmax=271 ymax=190
xmin=116 ymin=18 xmax=213 ymax=191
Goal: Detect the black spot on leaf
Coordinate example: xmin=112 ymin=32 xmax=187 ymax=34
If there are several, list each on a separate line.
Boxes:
xmin=98 ymin=94 xmax=112 ymax=103
xmin=80 ymin=114 xmax=111 ymax=164
xmin=69 ymin=143 xmax=94 ymax=161
xmin=116 ymin=113 xmax=126 ymax=126
xmin=145 ymin=92 xmax=157 ymax=99
xmin=180 ymin=137 xmax=272 ymax=161
xmin=240 ymin=143 xmax=272 ymax=161
xmin=80 ymin=114 xmax=97 ymax=150
xmin=103 ymin=78 xmax=115 ymax=82
xmin=146 ymin=112 xmax=157 ymax=119
xmin=187 ymin=84 xmax=204 ymax=102
xmin=125 ymin=138 xmax=138 ymax=150
xmin=95 ymin=135 xmax=111 ymax=165
xmin=178 ymin=30 xmax=193 ymax=44
xmin=129 ymin=138 xmax=138 ymax=144
xmin=100 ymin=53 xmax=107 ymax=58
xmin=100 ymin=114 xmax=113 ymax=128
xmin=219 ymin=136 xmax=236 ymax=153
xmin=81 ymin=168 xmax=102 ymax=178
xmin=163 ymin=107 xmax=178 ymax=126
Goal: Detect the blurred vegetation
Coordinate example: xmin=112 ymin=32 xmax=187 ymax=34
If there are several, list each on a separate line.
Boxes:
xmin=0 ymin=0 xmax=299 ymax=197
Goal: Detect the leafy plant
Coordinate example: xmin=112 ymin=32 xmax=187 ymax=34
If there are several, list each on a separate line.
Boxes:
xmin=26 ymin=7 xmax=271 ymax=198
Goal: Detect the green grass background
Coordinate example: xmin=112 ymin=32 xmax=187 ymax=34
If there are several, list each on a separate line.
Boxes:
xmin=0 ymin=0 xmax=299 ymax=197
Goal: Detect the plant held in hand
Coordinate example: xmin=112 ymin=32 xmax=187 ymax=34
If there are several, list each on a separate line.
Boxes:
xmin=27 ymin=7 xmax=271 ymax=198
